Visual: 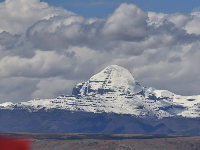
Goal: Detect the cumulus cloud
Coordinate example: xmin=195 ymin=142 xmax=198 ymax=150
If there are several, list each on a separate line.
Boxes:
xmin=1 ymin=0 xmax=200 ymax=103
xmin=148 ymin=12 xmax=191 ymax=29
xmin=26 ymin=3 xmax=149 ymax=52
xmin=0 ymin=31 xmax=19 ymax=49
xmin=184 ymin=12 xmax=200 ymax=35
xmin=0 ymin=0 xmax=73 ymax=34
xmin=0 ymin=50 xmax=97 ymax=80
xmin=31 ymin=78 xmax=81 ymax=99
xmin=0 ymin=77 xmax=39 ymax=103
xmin=102 ymin=3 xmax=149 ymax=41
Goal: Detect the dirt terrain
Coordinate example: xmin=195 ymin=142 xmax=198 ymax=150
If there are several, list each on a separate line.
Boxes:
xmin=2 ymin=133 xmax=200 ymax=150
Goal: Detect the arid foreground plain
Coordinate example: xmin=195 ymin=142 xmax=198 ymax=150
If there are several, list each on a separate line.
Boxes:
xmin=2 ymin=133 xmax=200 ymax=150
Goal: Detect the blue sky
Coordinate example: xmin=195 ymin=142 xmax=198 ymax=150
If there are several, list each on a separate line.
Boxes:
xmin=1 ymin=0 xmax=200 ymax=18
xmin=44 ymin=0 xmax=200 ymax=17
xmin=39 ymin=0 xmax=200 ymax=17
xmin=1 ymin=0 xmax=199 ymax=18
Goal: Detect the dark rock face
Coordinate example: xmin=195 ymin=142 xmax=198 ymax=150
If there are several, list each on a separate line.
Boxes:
xmin=1 ymin=109 xmax=200 ymax=135
xmin=72 ymin=83 xmax=84 ymax=96
xmin=72 ymin=82 xmax=115 ymax=96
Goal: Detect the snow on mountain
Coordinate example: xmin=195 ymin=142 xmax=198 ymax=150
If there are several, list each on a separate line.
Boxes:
xmin=72 ymin=65 xmax=142 ymax=96
xmin=0 ymin=102 xmax=13 ymax=107
xmin=1 ymin=65 xmax=200 ymax=119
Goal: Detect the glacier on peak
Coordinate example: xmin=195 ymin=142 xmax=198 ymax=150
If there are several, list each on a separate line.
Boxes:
xmin=72 ymin=65 xmax=142 ymax=96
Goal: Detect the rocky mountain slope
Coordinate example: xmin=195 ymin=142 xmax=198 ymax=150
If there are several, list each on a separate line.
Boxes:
xmin=1 ymin=65 xmax=200 ymax=119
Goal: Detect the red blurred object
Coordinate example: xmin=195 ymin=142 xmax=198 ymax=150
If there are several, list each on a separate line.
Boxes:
xmin=0 ymin=136 xmax=30 ymax=150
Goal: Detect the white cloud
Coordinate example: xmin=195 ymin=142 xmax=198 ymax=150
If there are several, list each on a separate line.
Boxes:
xmin=148 ymin=12 xmax=168 ymax=27
xmin=102 ymin=3 xmax=148 ymax=41
xmin=31 ymin=78 xmax=80 ymax=99
xmin=0 ymin=77 xmax=38 ymax=103
xmin=0 ymin=50 xmax=77 ymax=78
xmin=1 ymin=1 xmax=200 ymax=103
xmin=167 ymin=13 xmax=190 ymax=28
xmin=184 ymin=12 xmax=200 ymax=35
xmin=0 ymin=0 xmax=73 ymax=34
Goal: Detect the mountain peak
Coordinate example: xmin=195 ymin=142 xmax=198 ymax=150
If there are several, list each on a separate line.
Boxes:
xmin=72 ymin=65 xmax=142 ymax=96
xmin=103 ymin=65 xmax=125 ymax=70
xmin=2 ymin=65 xmax=200 ymax=119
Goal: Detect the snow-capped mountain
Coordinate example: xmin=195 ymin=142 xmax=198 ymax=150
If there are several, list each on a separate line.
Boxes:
xmin=72 ymin=65 xmax=142 ymax=96
xmin=1 ymin=65 xmax=200 ymax=119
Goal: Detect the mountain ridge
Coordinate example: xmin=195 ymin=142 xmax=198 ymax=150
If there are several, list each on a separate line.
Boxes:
xmin=1 ymin=65 xmax=200 ymax=119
